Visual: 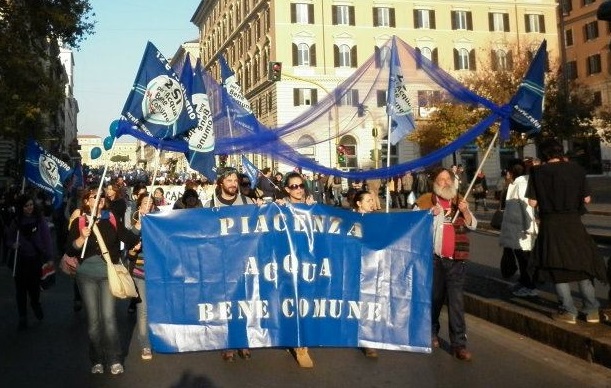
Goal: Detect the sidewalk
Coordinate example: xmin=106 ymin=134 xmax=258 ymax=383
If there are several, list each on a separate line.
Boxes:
xmin=465 ymin=200 xmax=611 ymax=369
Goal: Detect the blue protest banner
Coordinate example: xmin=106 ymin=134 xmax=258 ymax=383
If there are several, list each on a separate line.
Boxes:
xmin=142 ymin=204 xmax=433 ymax=353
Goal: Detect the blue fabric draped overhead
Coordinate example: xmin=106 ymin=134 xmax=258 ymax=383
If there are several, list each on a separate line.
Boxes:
xmin=116 ymin=36 xmax=546 ymax=180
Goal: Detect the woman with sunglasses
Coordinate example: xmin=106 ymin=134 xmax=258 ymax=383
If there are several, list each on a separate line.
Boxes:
xmin=65 ymin=189 xmax=141 ymax=375
xmin=278 ymin=172 xmax=315 ymax=368
xmin=6 ymin=194 xmax=54 ymax=330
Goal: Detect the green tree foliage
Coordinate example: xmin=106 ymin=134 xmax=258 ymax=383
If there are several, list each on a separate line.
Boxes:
xmin=110 ymin=155 xmax=130 ymax=163
xmin=0 ymin=0 xmax=95 ymax=140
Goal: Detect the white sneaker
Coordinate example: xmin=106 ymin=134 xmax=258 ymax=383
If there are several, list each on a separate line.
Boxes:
xmin=91 ymin=364 xmax=104 ymax=374
xmin=109 ymin=363 xmax=124 ymax=375
xmin=141 ymin=347 xmax=153 ymax=360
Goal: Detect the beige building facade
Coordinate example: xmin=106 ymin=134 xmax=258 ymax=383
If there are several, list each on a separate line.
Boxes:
xmin=191 ymin=0 xmax=559 ymax=179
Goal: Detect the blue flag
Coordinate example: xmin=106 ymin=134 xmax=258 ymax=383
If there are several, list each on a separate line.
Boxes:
xmin=505 ymin=40 xmax=547 ymax=139
xmin=181 ymin=57 xmax=217 ymax=181
xmin=241 ymin=155 xmax=259 ymax=189
xmin=387 ymin=37 xmax=416 ymax=145
xmin=121 ymin=41 xmax=198 ymax=139
xmin=25 ymin=140 xmax=73 ymax=209
xmin=218 ymin=55 xmax=259 ymax=134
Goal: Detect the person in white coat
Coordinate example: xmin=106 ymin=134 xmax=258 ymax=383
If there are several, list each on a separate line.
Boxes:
xmin=499 ymin=161 xmax=538 ymax=297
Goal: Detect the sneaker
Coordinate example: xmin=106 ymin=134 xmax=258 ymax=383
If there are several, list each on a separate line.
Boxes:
xmin=109 ymin=363 xmax=124 ymax=375
xmin=294 ymin=347 xmax=314 ymax=368
xmin=141 ymin=347 xmax=153 ymax=360
xmin=91 ymin=364 xmax=104 ymax=374
xmin=552 ymin=310 xmax=577 ymax=324
xmin=512 ymin=287 xmax=538 ymax=297
xmin=453 ymin=347 xmax=473 ymax=361
xmin=585 ymin=311 xmax=600 ymax=323
xmin=364 ymin=348 xmax=378 ymax=358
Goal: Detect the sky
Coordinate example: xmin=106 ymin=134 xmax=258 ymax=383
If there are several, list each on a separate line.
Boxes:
xmin=73 ymin=0 xmax=200 ymax=141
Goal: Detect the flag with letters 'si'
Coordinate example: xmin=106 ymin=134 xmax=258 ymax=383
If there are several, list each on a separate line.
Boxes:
xmin=387 ymin=36 xmax=416 ymax=145
xmin=218 ymin=55 xmax=259 ymax=134
xmin=121 ymin=41 xmax=199 ymax=140
xmin=180 ymin=56 xmax=217 ymax=181
xmin=24 ymin=139 xmax=73 ymax=209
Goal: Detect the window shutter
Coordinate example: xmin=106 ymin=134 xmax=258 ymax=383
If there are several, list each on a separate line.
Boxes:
xmin=467 ymin=12 xmax=473 ymax=30
xmin=311 ymin=89 xmax=318 ymax=105
xmin=310 ymin=44 xmax=317 ymax=66
xmin=349 ymin=6 xmax=355 ymax=26
xmin=491 ymin=50 xmax=497 ymax=71
xmin=292 ymin=43 xmax=298 ymax=66
xmin=377 ymin=90 xmax=386 ymax=107
xmin=373 ymin=8 xmax=378 ymax=27
xmin=503 ymin=13 xmax=510 ymax=32
xmin=308 ymin=4 xmax=314 ymax=24
xmin=351 ymin=46 xmax=358 ymax=67
xmin=389 ymin=8 xmax=396 ymax=27
xmin=332 ymin=6 xmax=337 ymax=25
xmin=431 ymin=11 xmax=436 ymax=29
xmin=469 ymin=49 xmax=476 ymax=71
xmin=488 ymin=13 xmax=494 ymax=31
xmin=374 ymin=46 xmax=381 ymax=68
xmin=432 ymin=48 xmax=439 ymax=65
xmin=414 ymin=10 xmax=420 ymax=28
xmin=290 ymin=4 xmax=296 ymax=23
xmin=451 ymin=11 xmax=457 ymax=30
xmin=352 ymin=90 xmax=359 ymax=106
xmin=453 ymin=48 xmax=459 ymax=70
xmin=293 ymin=89 xmax=300 ymax=106
xmin=415 ymin=47 xmax=422 ymax=69
xmin=539 ymin=15 xmax=546 ymax=33
xmin=524 ymin=15 xmax=530 ymax=33
xmin=334 ymin=45 xmax=340 ymax=67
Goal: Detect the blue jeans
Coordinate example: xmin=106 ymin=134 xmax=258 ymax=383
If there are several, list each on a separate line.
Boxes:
xmin=134 ymin=277 xmax=150 ymax=348
xmin=76 ymin=268 xmax=122 ymax=365
xmin=432 ymin=256 xmax=467 ymax=348
xmin=555 ymin=280 xmax=600 ymax=316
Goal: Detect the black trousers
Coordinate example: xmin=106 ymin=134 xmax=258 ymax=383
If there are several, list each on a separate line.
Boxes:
xmin=13 ymin=255 xmax=42 ymax=319
xmin=432 ymin=256 xmax=467 ymax=348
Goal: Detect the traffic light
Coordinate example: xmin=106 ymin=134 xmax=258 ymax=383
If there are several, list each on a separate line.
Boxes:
xmin=337 ymin=144 xmax=346 ymax=164
xmin=268 ymin=61 xmax=282 ymax=82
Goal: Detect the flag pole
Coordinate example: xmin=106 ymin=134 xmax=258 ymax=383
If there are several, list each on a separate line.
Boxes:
xmin=226 ymin=106 xmax=235 ymax=167
xmin=148 ymin=147 xmax=163 ymax=202
xmin=385 ymin=115 xmax=392 ymax=213
xmin=452 ymin=130 xmax=499 ymax=223
xmin=12 ymin=177 xmax=26 ymax=277
xmin=81 ymin=136 xmax=116 ymax=258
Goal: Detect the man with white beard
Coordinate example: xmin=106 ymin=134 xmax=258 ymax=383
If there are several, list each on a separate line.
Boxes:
xmin=415 ymin=167 xmax=477 ymax=361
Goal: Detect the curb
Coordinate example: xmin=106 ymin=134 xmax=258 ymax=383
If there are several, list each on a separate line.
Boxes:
xmin=464 ymin=291 xmax=611 ymax=368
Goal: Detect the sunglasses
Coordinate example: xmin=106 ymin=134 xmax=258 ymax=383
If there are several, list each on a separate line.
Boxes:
xmin=287 ymin=183 xmax=305 ymax=190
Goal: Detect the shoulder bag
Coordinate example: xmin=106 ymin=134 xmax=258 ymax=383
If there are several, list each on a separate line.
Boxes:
xmin=91 ymin=223 xmax=138 ymax=299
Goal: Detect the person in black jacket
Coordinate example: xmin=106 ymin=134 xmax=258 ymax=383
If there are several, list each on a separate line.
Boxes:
xmin=65 ymin=188 xmax=140 ymax=375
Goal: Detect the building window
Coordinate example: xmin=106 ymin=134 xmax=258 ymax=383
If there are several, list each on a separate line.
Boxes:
xmin=293 ymin=88 xmax=318 ymax=106
xmin=415 ymin=47 xmax=438 ymax=67
xmin=454 ymin=48 xmax=475 ymax=70
xmin=292 ymin=43 xmax=317 ymax=66
xmin=584 ymin=21 xmax=599 ymax=41
xmin=489 ymin=12 xmax=510 ymax=32
xmin=525 ymin=14 xmax=545 ymax=33
xmin=414 ymin=9 xmax=436 ymax=29
xmin=373 ymin=7 xmax=395 ymax=27
xmin=332 ymin=5 xmax=355 ymax=26
xmin=561 ymin=0 xmax=572 ymax=14
xmin=374 ymin=45 xmax=391 ymax=68
xmin=291 ymin=3 xmax=314 ymax=24
xmin=334 ymin=44 xmax=357 ymax=67
xmin=491 ymin=49 xmax=512 ymax=71
xmin=566 ymin=60 xmax=578 ymax=80
xmin=593 ymin=91 xmax=602 ymax=107
xmin=451 ymin=10 xmax=473 ymax=30
xmin=376 ymin=90 xmax=387 ymax=107
xmin=565 ymin=29 xmax=573 ymax=46
xmin=339 ymin=89 xmax=359 ymax=106
xmin=586 ymin=54 xmax=601 ymax=75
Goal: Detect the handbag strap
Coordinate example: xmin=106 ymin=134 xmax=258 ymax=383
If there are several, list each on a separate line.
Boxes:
xmin=91 ymin=223 xmax=113 ymax=264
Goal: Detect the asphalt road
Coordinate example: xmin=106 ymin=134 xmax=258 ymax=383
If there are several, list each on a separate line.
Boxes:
xmin=0 ymin=231 xmax=610 ymax=387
